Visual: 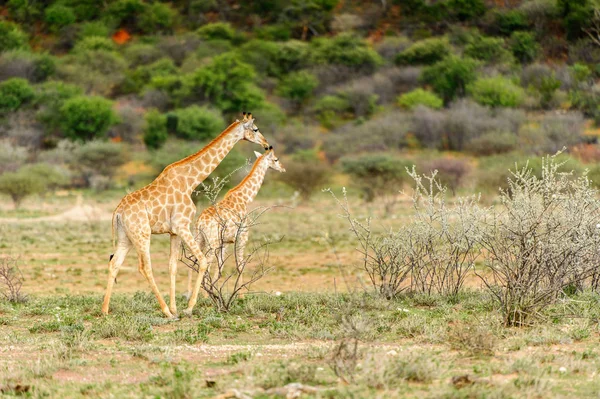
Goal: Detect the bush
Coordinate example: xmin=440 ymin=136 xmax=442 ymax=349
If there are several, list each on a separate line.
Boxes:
xmin=279 ymin=153 xmax=331 ymax=201
xmin=324 ymin=114 xmax=410 ymax=161
xmin=73 ymin=141 xmax=129 ymax=187
xmin=465 ymin=132 xmax=518 ymax=156
xmin=18 ymin=163 xmax=70 ymax=190
xmin=447 ymin=0 xmax=486 ymax=21
xmin=143 ymin=109 xmax=168 ymax=149
xmin=335 ymin=80 xmax=379 ymax=117
xmin=124 ymin=43 xmax=164 ymax=67
xmin=73 ymin=37 xmax=116 ymax=53
xmin=0 ymin=140 xmax=27 ymax=174
xmin=463 ymin=36 xmax=511 ymax=64
xmin=510 ymin=31 xmax=539 ymax=63
xmin=44 ymin=5 xmax=76 ymax=32
xmin=106 ymin=0 xmax=147 ymax=30
xmin=138 ymin=2 xmax=177 ymax=34
xmin=59 ymin=96 xmax=119 ymax=141
xmin=468 ymin=76 xmax=525 ymax=108
xmin=341 ymin=154 xmax=411 ymax=204
xmin=197 ymin=22 xmax=237 ymax=41
xmin=35 ymin=81 xmax=83 ymax=131
xmin=167 ymin=106 xmax=225 ymax=141
xmin=479 ymin=156 xmax=600 ymax=326
xmin=309 ymin=33 xmax=383 ymax=72
xmin=420 ymin=55 xmax=479 ymax=103
xmin=375 ymin=36 xmax=412 ymax=62
xmin=490 ymin=9 xmax=530 ymax=35
xmin=0 ymin=51 xmax=56 ymax=83
xmin=79 ymin=21 xmax=112 ymax=38
xmin=0 ymin=171 xmax=45 ymax=209
xmin=420 ymin=158 xmax=471 ymax=195
xmin=313 ymin=95 xmax=350 ymax=127
xmin=395 ymin=37 xmax=451 ymax=66
xmin=398 ymin=89 xmax=443 ymax=110
xmin=122 ymin=58 xmax=178 ymax=94
xmin=276 ymin=71 xmax=319 ymax=108
xmin=0 ymin=78 xmax=35 ymax=113
xmin=0 ymin=21 xmax=29 ymax=52
xmin=558 ymin=0 xmax=593 ymax=40
xmin=186 ymin=53 xmax=265 ymax=113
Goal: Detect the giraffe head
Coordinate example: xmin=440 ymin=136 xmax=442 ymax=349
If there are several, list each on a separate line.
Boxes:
xmin=254 ymin=149 xmax=286 ymax=173
xmin=240 ymin=112 xmax=270 ymax=150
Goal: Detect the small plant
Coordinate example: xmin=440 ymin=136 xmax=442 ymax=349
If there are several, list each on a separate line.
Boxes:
xmin=398 ymin=88 xmax=443 ymax=110
xmin=227 ymin=351 xmax=252 ymax=364
xmin=0 ymin=256 xmax=27 ymax=303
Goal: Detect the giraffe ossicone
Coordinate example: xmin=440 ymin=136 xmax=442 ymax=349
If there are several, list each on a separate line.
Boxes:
xmin=101 ymin=113 xmax=270 ymax=318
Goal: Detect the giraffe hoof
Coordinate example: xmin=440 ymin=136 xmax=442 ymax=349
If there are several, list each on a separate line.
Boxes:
xmin=182 ymin=308 xmax=193 ymax=317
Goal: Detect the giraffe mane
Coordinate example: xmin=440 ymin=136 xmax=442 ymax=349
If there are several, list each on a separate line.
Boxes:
xmin=160 ymin=120 xmax=241 ymax=175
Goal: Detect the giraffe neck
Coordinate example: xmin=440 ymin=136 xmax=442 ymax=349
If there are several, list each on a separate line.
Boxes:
xmin=225 ymin=155 xmax=269 ymax=206
xmin=159 ymin=121 xmax=243 ymax=196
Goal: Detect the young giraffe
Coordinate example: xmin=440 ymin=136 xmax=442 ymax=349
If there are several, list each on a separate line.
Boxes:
xmin=101 ymin=113 xmax=270 ymax=318
xmin=185 ymin=149 xmax=286 ymax=301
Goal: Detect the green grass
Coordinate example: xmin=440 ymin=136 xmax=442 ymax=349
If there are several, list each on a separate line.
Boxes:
xmin=1 ymin=291 xmax=600 ymax=398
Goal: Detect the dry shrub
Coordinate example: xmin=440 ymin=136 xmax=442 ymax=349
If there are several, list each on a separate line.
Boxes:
xmin=477 ymin=155 xmax=600 ymax=326
xmin=448 ymin=321 xmax=497 ymax=356
xmin=279 ymin=159 xmax=331 ymax=201
xmin=0 ymin=256 xmax=26 ymax=303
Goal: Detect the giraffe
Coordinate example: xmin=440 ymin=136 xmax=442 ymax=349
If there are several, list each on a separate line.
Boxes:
xmin=101 ymin=113 xmax=270 ymax=318
xmin=185 ymin=149 xmax=285 ymax=303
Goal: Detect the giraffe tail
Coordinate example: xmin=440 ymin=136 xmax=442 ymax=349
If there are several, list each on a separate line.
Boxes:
xmin=110 ymin=212 xmax=121 ymax=256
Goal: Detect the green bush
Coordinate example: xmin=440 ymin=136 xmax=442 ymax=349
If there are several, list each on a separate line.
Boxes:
xmin=7 ymin=0 xmax=42 ymax=23
xmin=167 ymin=106 xmax=225 ymax=141
xmin=197 ymin=22 xmax=237 ymax=41
xmin=239 ymin=39 xmax=309 ymax=77
xmin=276 ymin=71 xmax=319 ymax=107
xmin=420 ymin=55 xmax=479 ymax=103
xmin=558 ymin=0 xmax=593 ymax=40
xmin=447 ymin=0 xmax=486 ymax=21
xmin=73 ymin=37 xmax=116 ymax=53
xmin=186 ymin=53 xmax=265 ymax=113
xmin=464 ymin=36 xmax=511 ymax=63
xmin=395 ymin=37 xmax=451 ymax=65
xmin=44 ymin=4 xmax=76 ymax=32
xmin=313 ymin=95 xmax=350 ymax=128
xmin=59 ymin=96 xmax=119 ymax=141
xmin=143 ymin=110 xmax=168 ymax=149
xmin=106 ymin=0 xmax=147 ymax=29
xmin=79 ymin=21 xmax=112 ymax=38
xmin=341 ymin=154 xmax=411 ymax=202
xmin=123 ymin=43 xmax=163 ymax=67
xmin=397 ymin=89 xmax=443 ymax=110
xmin=18 ymin=163 xmax=70 ymax=190
xmin=510 ymin=31 xmax=539 ymax=63
xmin=138 ymin=2 xmax=177 ymax=34
xmin=467 ymin=76 xmax=525 ymax=108
xmin=570 ymin=63 xmax=592 ymax=84
xmin=538 ymin=74 xmax=562 ymax=109
xmin=0 ymin=21 xmax=29 ymax=52
xmin=122 ymin=58 xmax=178 ymax=94
xmin=310 ymin=33 xmax=383 ymax=71
xmin=63 ymin=0 xmax=103 ymax=21
xmin=0 ymin=171 xmax=45 ymax=209
xmin=491 ymin=9 xmax=529 ymax=35
xmin=0 ymin=78 xmax=35 ymax=113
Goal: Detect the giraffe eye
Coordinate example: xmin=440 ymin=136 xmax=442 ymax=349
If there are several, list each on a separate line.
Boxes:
xmin=253 ymin=128 xmax=258 ymax=132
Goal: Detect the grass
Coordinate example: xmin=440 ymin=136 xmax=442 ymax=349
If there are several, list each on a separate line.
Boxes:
xmin=1 ymin=291 xmax=600 ymax=397
xmin=2 ymin=192 xmax=600 ymax=397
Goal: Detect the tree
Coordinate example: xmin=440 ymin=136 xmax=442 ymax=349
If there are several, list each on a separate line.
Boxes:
xmin=0 ymin=78 xmax=35 ymax=113
xmin=143 ymin=110 xmax=168 ymax=149
xmin=0 ymin=171 xmax=45 ymax=209
xmin=167 ymin=106 xmax=225 ymax=141
xmin=59 ymin=96 xmax=119 ymax=141
xmin=279 ymin=151 xmax=331 ymax=201
xmin=276 ymin=70 xmax=319 ymax=109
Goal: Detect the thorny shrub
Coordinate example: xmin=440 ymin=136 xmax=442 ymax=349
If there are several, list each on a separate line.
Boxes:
xmin=477 ymin=155 xmax=600 ymax=326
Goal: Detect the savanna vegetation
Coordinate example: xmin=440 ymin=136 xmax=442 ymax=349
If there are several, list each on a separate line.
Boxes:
xmin=4 ymin=0 xmax=600 ymax=397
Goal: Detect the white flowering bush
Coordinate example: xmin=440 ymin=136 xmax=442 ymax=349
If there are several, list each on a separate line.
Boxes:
xmin=477 ymin=154 xmax=600 ymax=326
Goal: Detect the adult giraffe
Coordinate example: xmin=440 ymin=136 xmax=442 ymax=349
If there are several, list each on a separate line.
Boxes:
xmin=101 ymin=113 xmax=270 ymax=318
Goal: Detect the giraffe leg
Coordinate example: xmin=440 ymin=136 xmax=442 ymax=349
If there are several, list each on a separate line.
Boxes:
xmin=174 ymin=227 xmax=210 ymax=316
xmin=185 ymin=232 xmax=205 ymax=300
xmin=168 ymin=235 xmax=181 ymax=316
xmin=101 ymin=235 xmax=132 ymax=315
xmin=133 ymin=235 xmax=174 ymax=318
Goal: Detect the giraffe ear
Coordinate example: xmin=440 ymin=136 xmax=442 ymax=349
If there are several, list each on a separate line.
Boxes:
xmin=254 ymin=151 xmax=262 ymax=159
